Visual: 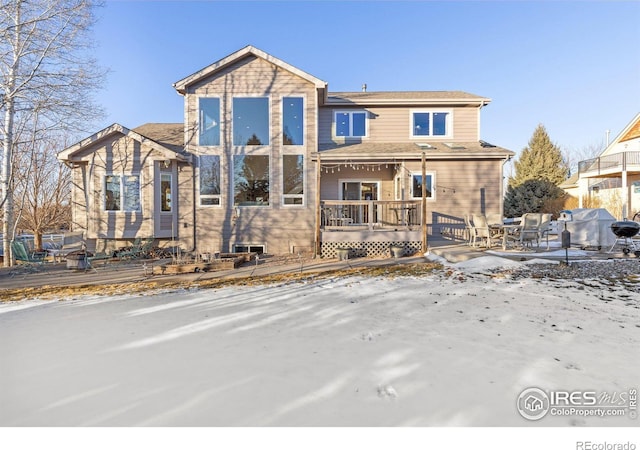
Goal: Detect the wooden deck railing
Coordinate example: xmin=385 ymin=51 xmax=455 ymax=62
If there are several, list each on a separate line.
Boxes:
xmin=320 ymin=200 xmax=421 ymax=230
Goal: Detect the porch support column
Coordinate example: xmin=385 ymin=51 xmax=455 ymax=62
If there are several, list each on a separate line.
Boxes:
xmin=314 ymin=154 xmax=322 ymax=257
xmin=421 ymin=152 xmax=428 ymax=252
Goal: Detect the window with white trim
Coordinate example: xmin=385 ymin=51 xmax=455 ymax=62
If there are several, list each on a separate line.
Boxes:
xmin=335 ymin=111 xmax=367 ymax=138
xmin=160 ymin=173 xmax=172 ymax=212
xmin=411 ymin=173 xmax=434 ymax=199
xmin=199 ymin=97 xmax=220 ymax=146
xmin=199 ymin=155 xmax=221 ymax=206
xmin=282 ymin=154 xmax=304 ymax=205
xmin=234 ymin=155 xmax=270 ymax=206
xmin=104 ymin=174 xmax=141 ymax=212
xmin=233 ymin=97 xmax=270 ymax=145
xmin=412 ymin=111 xmax=451 ymax=137
xmin=282 ymin=97 xmax=304 ymax=145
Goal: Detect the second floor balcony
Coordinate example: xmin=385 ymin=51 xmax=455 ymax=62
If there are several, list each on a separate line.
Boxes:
xmin=578 ymin=151 xmax=640 ymax=178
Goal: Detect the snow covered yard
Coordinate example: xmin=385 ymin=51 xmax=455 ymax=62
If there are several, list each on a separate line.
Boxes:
xmin=0 ymin=257 xmax=638 ymax=427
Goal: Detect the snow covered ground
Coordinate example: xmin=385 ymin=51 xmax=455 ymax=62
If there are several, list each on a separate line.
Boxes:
xmin=0 ymin=254 xmax=638 ymax=436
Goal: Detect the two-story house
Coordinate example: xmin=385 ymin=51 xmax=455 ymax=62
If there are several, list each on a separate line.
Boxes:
xmin=58 ymin=45 xmax=514 ymax=258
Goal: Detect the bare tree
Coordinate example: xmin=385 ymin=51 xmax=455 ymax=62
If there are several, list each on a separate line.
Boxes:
xmin=13 ymin=128 xmax=71 ymax=250
xmin=563 ymin=139 xmax=606 ymax=176
xmin=0 ymin=0 xmax=105 ymax=266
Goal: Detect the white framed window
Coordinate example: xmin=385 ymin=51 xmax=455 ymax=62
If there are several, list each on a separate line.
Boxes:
xmin=334 ymin=110 xmax=367 ymax=138
xmin=160 ymin=173 xmax=172 ymax=212
xmin=104 ymin=174 xmax=141 ymax=212
xmin=282 ymin=154 xmax=304 ymax=206
xmin=411 ymin=110 xmax=452 ymax=138
xmin=410 ymin=172 xmax=435 ymax=200
xmin=198 ymin=97 xmax=221 ymax=146
xmin=233 ymin=97 xmax=270 ymax=145
xmin=199 ymin=155 xmax=221 ymax=206
xmin=282 ymin=96 xmax=304 ymax=145
xmin=233 ymin=154 xmax=270 ymax=206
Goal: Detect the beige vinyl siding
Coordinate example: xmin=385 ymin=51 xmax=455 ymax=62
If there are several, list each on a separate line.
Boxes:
xmin=402 ymin=159 xmax=503 ymax=231
xmin=72 ymin=135 xmax=172 ymax=241
xmin=319 ymin=105 xmax=480 ymax=144
xmin=183 ymin=55 xmax=319 ymax=254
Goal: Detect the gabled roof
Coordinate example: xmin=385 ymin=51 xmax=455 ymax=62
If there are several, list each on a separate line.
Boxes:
xmin=57 ymin=123 xmax=189 ymax=162
xmin=601 ymin=112 xmax=640 ymax=157
xmin=619 ymin=112 xmax=640 ymax=142
xmin=326 ymin=91 xmax=491 ymax=107
xmin=173 ymin=45 xmax=328 ymax=94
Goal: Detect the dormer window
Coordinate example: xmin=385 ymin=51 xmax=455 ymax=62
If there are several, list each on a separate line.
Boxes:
xmin=412 ymin=110 xmax=451 ymax=138
xmin=335 ymin=111 xmax=367 ymax=138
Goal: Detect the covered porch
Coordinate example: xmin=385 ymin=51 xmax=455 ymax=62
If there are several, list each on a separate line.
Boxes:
xmin=313 ymin=147 xmax=429 ymax=258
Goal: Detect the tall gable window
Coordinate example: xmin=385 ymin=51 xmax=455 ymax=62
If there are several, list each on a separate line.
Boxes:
xmin=412 ymin=111 xmax=451 ymax=138
xmin=282 ymin=97 xmax=304 ymax=145
xmin=199 ymin=97 xmax=220 ymax=146
xmin=282 ymin=154 xmax=304 ymax=205
xmin=234 ymin=155 xmax=270 ymax=206
xmin=233 ymin=97 xmax=269 ymax=146
xmin=335 ymin=111 xmax=367 ymax=138
xmin=199 ymin=155 xmax=221 ymax=206
xmin=105 ymin=175 xmax=141 ymax=212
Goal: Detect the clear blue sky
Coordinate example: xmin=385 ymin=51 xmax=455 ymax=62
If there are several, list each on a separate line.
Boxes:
xmin=92 ymin=0 xmax=640 ymax=160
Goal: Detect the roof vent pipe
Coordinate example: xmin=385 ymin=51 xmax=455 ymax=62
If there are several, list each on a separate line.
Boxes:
xmin=362 ymin=83 xmax=367 ymax=92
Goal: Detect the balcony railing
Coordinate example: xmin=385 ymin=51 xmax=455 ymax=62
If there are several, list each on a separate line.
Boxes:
xmin=578 ymin=151 xmax=640 ymax=176
xmin=321 ymin=200 xmax=422 ymax=231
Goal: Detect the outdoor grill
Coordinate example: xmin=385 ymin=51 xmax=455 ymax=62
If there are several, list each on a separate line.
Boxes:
xmin=610 ymin=220 xmax=640 ymax=255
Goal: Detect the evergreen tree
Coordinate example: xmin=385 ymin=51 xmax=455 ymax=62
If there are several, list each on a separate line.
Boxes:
xmin=510 ymin=124 xmax=568 ymax=187
xmin=504 ymin=179 xmax=566 ymax=218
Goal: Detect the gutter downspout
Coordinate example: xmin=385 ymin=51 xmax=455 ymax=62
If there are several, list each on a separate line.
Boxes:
xmin=501 ymin=155 xmax=511 ymax=218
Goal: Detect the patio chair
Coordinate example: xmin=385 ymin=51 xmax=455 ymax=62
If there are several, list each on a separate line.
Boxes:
xmin=538 ymin=213 xmax=553 ymax=249
xmin=11 ymin=240 xmax=47 ymax=266
xmin=518 ymin=213 xmax=542 ymax=248
xmin=463 ymin=214 xmax=476 ymax=246
xmin=472 ymin=214 xmax=501 ymax=248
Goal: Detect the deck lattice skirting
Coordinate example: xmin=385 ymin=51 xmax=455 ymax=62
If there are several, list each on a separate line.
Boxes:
xmin=321 ymin=241 xmax=422 ymax=258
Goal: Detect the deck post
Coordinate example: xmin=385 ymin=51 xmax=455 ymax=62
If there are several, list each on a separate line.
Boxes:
xmin=314 ymin=154 xmax=322 ymax=257
xmin=421 ymin=152 xmax=428 ymax=253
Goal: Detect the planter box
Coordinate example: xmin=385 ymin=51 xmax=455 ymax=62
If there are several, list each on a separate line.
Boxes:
xmin=153 ymin=253 xmax=253 ymax=275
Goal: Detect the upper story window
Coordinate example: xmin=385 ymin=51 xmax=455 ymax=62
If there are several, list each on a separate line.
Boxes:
xmin=412 ymin=111 xmax=451 ymax=138
xmin=233 ymin=97 xmax=269 ymax=146
xmin=105 ymin=174 xmax=141 ymax=212
xmin=282 ymin=97 xmax=304 ymax=145
xmin=198 ymin=97 xmax=220 ymax=146
xmin=199 ymin=155 xmax=221 ymax=206
xmin=335 ymin=111 xmax=367 ymax=138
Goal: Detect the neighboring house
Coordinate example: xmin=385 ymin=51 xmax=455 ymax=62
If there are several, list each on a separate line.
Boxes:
xmin=58 ymin=45 xmax=514 ymax=257
xmin=573 ymin=113 xmax=640 ymax=220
